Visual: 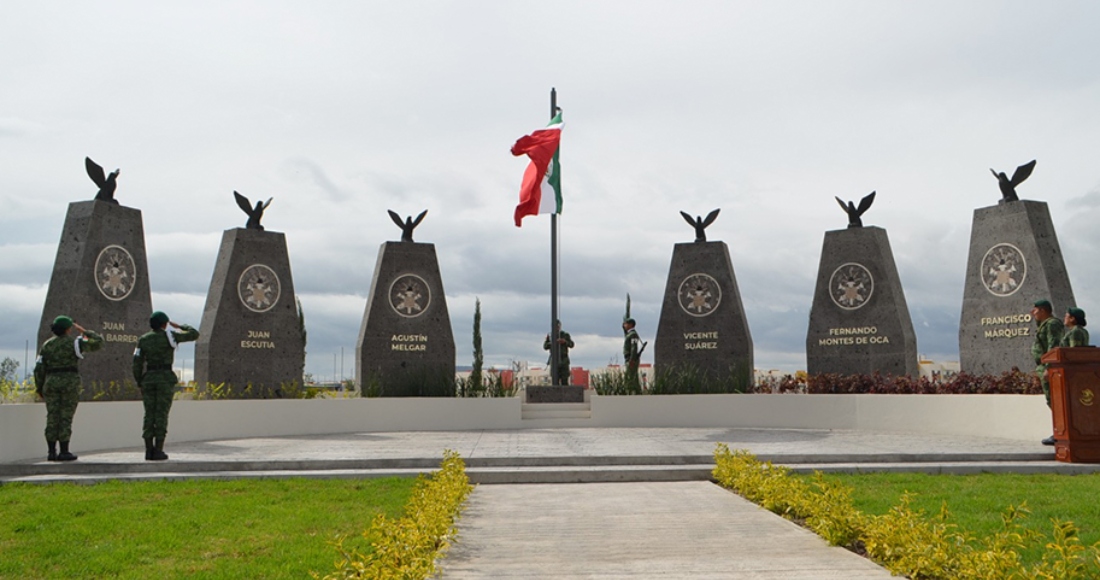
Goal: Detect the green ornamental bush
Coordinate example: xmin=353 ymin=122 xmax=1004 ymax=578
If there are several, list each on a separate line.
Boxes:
xmin=712 ymin=444 xmax=1100 ymax=579
xmin=317 ymin=450 xmax=473 ymax=579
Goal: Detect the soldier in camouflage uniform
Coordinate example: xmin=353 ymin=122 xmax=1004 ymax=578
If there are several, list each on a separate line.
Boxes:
xmin=623 ymin=318 xmax=642 ymax=390
xmin=33 ymin=315 xmax=103 ymax=461
xmin=1031 ymin=299 xmax=1064 ymax=446
xmin=133 ymin=311 xmax=199 ymax=460
xmin=543 ymin=320 xmax=575 ymax=386
xmin=1061 ymin=307 xmax=1089 ymax=347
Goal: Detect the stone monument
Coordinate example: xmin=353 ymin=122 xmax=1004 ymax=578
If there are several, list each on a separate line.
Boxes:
xmin=193 ymin=193 xmax=305 ymax=396
xmin=38 ymin=157 xmax=153 ymax=398
xmin=356 ymin=210 xmax=455 ymax=396
xmin=654 ymin=209 xmax=754 ymax=389
xmin=959 ymin=160 xmax=1075 ymax=374
xmin=806 ymin=192 xmax=918 ymax=376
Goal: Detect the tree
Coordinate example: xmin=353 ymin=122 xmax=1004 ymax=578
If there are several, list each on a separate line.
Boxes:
xmin=0 ymin=357 xmax=18 ymax=383
xmin=296 ymin=297 xmax=307 ymax=381
xmin=470 ymin=298 xmax=484 ymax=392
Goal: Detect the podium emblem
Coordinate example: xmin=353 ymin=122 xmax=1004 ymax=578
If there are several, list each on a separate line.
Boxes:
xmin=94 ymin=245 xmax=137 ymax=301
xmin=830 ymin=262 xmax=874 ymax=310
xmin=238 ymin=264 xmax=281 ymax=313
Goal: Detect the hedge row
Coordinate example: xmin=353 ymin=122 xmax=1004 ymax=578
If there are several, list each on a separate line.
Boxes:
xmin=753 ymin=369 xmax=1040 ymax=395
xmin=317 ymin=450 xmax=473 ymax=579
xmin=712 ymin=444 xmax=1100 ymax=579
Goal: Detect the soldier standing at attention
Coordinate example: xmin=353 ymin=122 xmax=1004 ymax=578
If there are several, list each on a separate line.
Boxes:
xmin=1032 ymin=299 xmax=1064 ymax=446
xmin=543 ymin=320 xmax=575 ymax=386
xmin=623 ymin=318 xmax=642 ymax=390
xmin=33 ymin=316 xmax=103 ymax=461
xmin=1061 ymin=307 xmax=1089 ymax=347
xmin=133 ymin=311 xmax=199 ymax=461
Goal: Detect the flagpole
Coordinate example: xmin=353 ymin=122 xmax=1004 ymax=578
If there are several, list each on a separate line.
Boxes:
xmin=549 ymin=87 xmax=561 ymax=387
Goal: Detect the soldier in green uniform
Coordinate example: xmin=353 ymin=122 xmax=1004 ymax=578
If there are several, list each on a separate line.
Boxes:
xmin=33 ymin=315 xmax=103 ymax=461
xmin=1061 ymin=307 xmax=1089 ymax=347
xmin=1031 ymin=299 xmax=1064 ymax=446
xmin=133 ymin=311 xmax=199 ymax=460
xmin=543 ymin=320 xmax=575 ymax=386
xmin=623 ymin=318 xmax=642 ymax=390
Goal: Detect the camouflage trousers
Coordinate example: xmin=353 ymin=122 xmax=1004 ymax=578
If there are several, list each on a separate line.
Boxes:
xmin=1038 ymin=364 xmax=1051 ymax=407
xmin=552 ymin=365 xmax=571 ymax=386
xmin=625 ymin=360 xmax=641 ymax=390
xmin=44 ymin=375 xmax=81 ymax=442
xmin=142 ymin=372 xmax=176 ymax=440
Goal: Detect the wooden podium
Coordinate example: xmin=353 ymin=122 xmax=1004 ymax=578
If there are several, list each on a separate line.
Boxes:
xmin=1041 ymin=347 xmax=1100 ymax=463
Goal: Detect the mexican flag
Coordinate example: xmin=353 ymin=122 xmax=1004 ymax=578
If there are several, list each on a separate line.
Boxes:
xmin=511 ymin=112 xmax=563 ymax=227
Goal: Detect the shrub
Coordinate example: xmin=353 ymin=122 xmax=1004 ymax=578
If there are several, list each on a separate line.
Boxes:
xmin=712 ymin=444 xmax=1100 ymax=579
xmin=748 ymin=369 xmax=1040 ymax=395
xmin=317 ymin=450 xmax=473 ymax=579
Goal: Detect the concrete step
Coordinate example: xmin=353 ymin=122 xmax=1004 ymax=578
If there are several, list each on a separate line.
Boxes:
xmin=1 ymin=449 xmax=1079 ymax=486
xmin=521 ymin=402 xmax=591 ymax=420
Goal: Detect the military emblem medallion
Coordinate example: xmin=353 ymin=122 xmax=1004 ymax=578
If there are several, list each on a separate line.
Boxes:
xmin=237 ymin=264 xmax=281 ymax=313
xmin=678 ymin=273 xmax=721 ymax=317
xmin=94 ymin=245 xmax=137 ymax=301
xmin=390 ymin=274 xmax=430 ymax=318
xmin=981 ymin=243 xmax=1027 ymax=297
xmin=830 ymin=262 xmax=874 ymax=310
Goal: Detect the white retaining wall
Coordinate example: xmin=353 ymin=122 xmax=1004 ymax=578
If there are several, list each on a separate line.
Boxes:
xmin=0 ymin=394 xmax=1050 ymax=463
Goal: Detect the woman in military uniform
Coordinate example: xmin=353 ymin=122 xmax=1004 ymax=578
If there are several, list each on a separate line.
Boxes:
xmin=33 ymin=315 xmax=103 ymax=461
xmin=1062 ymin=307 xmax=1089 ymax=347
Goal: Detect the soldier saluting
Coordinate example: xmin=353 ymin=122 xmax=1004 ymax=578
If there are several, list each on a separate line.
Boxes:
xmin=34 ymin=316 xmax=103 ymax=461
xmin=133 ymin=311 xmax=199 ymax=460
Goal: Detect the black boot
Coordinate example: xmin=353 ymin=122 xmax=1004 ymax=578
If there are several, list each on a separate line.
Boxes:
xmin=47 ymin=441 xmax=58 ymax=462
xmin=56 ymin=441 xmax=78 ymax=461
xmin=144 ymin=438 xmax=155 ymax=461
xmin=150 ymin=437 xmax=168 ymax=461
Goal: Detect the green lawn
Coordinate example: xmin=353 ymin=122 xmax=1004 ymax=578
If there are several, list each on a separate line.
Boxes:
xmin=814 ymin=472 xmax=1100 ymax=565
xmin=0 ymin=477 xmax=415 ymax=579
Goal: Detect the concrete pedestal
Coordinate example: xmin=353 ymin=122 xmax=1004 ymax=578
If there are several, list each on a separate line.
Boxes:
xmin=356 ymin=242 xmax=455 ymax=396
xmin=38 ymin=200 xmax=152 ymax=398
xmin=526 ymin=385 xmax=585 ymax=403
xmin=1043 ymin=347 xmax=1100 ymax=463
xmin=960 ymin=201 xmax=1075 ymax=374
xmin=654 ymin=241 xmax=753 ymax=389
xmin=806 ymin=227 xmax=918 ymax=377
xmin=194 ymin=228 xmax=305 ymax=396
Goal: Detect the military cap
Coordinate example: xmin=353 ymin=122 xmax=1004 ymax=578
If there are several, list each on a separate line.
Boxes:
xmin=623 ymin=318 xmax=636 ymax=326
xmin=52 ymin=315 xmax=73 ymax=329
xmin=1068 ymin=307 xmax=1087 ymax=327
xmin=1033 ymin=299 xmax=1053 ymax=312
xmin=150 ymin=311 xmax=170 ymax=328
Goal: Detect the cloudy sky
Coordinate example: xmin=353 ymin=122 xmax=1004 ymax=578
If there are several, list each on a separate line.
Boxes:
xmin=3 ymin=1 xmax=1100 ymax=382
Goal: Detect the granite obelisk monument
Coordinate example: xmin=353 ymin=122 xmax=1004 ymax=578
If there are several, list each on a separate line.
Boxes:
xmin=194 ymin=192 xmax=305 ymax=396
xmin=654 ymin=209 xmax=754 ymax=389
xmin=806 ymin=192 xmax=918 ymax=376
xmin=959 ymin=161 xmax=1075 ymax=374
xmin=356 ymin=210 xmax=455 ymax=396
xmin=38 ymin=158 xmax=153 ymax=398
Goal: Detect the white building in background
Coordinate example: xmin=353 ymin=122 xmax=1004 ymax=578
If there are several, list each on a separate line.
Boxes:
xmin=918 ymin=357 xmax=960 ymax=381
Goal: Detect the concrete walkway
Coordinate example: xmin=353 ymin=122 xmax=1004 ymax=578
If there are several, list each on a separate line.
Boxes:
xmin=442 ymin=482 xmax=893 ymax=579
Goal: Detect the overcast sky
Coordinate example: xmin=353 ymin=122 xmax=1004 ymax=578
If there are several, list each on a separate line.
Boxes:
xmin=3 ymin=1 xmax=1100 ymax=381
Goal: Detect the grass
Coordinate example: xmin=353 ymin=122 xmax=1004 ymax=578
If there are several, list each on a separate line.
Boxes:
xmin=812 ymin=472 xmax=1100 ymax=566
xmin=0 ymin=477 xmax=416 ymax=579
